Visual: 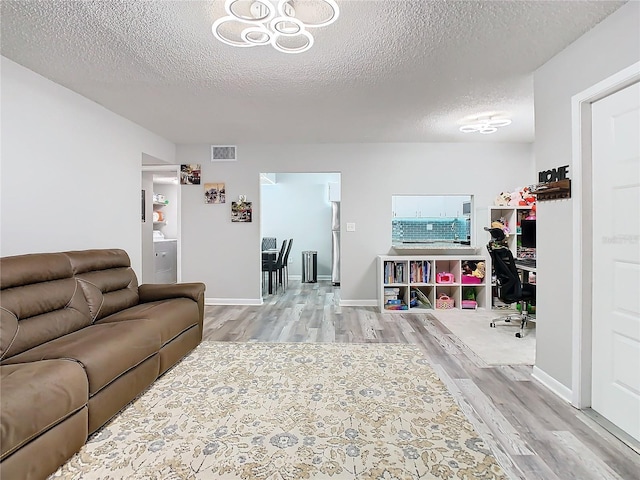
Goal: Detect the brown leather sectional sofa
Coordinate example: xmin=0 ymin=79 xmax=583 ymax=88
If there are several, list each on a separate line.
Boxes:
xmin=0 ymin=249 xmax=205 ymax=480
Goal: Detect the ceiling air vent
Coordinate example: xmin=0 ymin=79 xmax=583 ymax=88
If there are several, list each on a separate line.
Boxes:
xmin=211 ymin=145 xmax=237 ymax=161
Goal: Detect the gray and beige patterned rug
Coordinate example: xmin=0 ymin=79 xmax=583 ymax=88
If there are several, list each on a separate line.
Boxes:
xmin=51 ymin=342 xmax=507 ymax=479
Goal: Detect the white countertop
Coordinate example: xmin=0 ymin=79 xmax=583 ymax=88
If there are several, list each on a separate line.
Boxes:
xmin=153 ymin=238 xmax=177 ymax=243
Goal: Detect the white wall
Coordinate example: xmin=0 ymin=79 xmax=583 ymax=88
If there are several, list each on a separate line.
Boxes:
xmin=177 ymin=143 xmax=534 ymax=305
xmin=0 ymin=57 xmax=175 ymax=276
xmin=261 ymin=173 xmax=340 ymax=277
xmin=533 ymin=1 xmax=640 ymax=390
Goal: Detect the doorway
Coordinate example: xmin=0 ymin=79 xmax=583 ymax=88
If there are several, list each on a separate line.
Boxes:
xmin=141 ymin=165 xmax=180 ymax=284
xmin=572 ymin=62 xmax=640 ymax=446
xmin=259 ymin=172 xmax=341 ymax=296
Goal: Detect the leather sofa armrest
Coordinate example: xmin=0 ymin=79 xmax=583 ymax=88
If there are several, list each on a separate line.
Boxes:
xmin=138 ymin=283 xmax=205 ymax=304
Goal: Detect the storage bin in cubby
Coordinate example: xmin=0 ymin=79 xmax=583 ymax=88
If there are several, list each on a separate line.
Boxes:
xmin=435 ymin=259 xmax=461 ymax=284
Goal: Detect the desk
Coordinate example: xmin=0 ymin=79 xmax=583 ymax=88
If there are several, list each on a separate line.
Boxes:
xmin=262 ymin=250 xmax=278 ymax=295
xmin=515 ymin=260 xmax=536 ymax=318
xmin=514 ymin=261 xmax=536 ymax=273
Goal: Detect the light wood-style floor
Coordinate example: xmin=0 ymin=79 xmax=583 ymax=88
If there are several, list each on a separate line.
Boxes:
xmin=203 ymin=280 xmax=640 ymax=480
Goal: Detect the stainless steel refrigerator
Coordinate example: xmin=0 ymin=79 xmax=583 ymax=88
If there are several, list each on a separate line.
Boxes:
xmin=331 ymin=201 xmax=340 ymax=285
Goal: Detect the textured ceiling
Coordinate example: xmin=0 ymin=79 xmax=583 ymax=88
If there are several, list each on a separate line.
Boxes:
xmin=0 ymin=0 xmax=626 ymax=144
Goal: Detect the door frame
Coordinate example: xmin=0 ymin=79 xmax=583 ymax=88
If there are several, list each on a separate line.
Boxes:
xmin=571 ymin=61 xmax=640 ymax=408
xmin=141 ymin=164 xmax=182 ymax=283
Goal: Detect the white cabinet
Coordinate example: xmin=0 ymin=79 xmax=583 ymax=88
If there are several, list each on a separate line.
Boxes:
xmin=154 ymin=240 xmax=177 ymax=284
xmin=442 ymin=196 xmax=466 ymax=217
xmin=393 ymin=196 xmax=444 ymax=218
xmin=393 ymin=196 xmax=418 ymax=217
xmin=378 ymin=255 xmax=489 ymax=312
xmin=392 ymin=195 xmax=468 ymax=218
xmin=416 ymin=196 xmax=443 ymax=217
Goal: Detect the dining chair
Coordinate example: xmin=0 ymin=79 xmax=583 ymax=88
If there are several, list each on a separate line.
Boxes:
xmin=262 ymin=240 xmax=286 ymax=294
xmin=261 ymin=237 xmax=277 ymax=251
xmin=278 ymin=239 xmax=293 ymax=291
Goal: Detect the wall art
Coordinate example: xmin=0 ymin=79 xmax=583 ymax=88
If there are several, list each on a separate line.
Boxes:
xmin=204 ymin=182 xmax=226 ymax=204
xmin=180 ymin=164 xmax=201 ymax=185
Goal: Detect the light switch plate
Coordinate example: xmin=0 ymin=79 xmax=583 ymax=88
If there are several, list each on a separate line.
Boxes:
xmin=346 ymin=223 xmax=356 ymax=232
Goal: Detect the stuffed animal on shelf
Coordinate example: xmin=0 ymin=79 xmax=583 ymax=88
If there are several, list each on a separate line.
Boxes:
xmin=472 ymin=261 xmax=486 ymax=279
xmin=494 ymin=192 xmax=511 ymax=206
xmin=521 ymin=187 xmax=536 ymax=206
xmin=491 ymin=220 xmax=510 ymax=237
xmin=508 ymin=189 xmax=523 ymax=206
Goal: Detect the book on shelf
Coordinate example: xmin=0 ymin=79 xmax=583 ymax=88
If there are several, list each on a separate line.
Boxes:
xmin=410 ymin=260 xmax=431 ymax=283
xmin=384 ymin=304 xmax=408 ymax=310
xmin=411 ymin=287 xmax=433 ymax=308
xmin=384 ymin=261 xmax=405 ymax=283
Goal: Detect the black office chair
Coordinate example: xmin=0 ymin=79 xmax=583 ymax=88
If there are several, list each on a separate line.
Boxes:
xmin=486 ymin=227 xmax=536 ymax=338
xmin=262 ymin=240 xmax=287 ymax=294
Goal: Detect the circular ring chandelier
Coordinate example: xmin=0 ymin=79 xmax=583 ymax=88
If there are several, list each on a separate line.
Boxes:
xmin=212 ymin=0 xmax=339 ymax=54
xmin=459 ymin=116 xmax=512 ymax=134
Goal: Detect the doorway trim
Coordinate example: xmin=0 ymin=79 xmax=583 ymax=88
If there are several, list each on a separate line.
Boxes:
xmin=570 ymin=61 xmax=640 ymax=408
xmin=142 ymin=164 xmax=182 ymax=282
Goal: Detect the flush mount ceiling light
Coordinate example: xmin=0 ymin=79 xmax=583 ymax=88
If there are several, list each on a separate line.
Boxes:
xmin=212 ymin=0 xmax=339 ymax=54
xmin=459 ymin=116 xmax=512 ymax=134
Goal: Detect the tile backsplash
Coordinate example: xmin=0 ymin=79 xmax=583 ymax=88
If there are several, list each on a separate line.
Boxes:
xmin=392 ymin=218 xmax=470 ymax=243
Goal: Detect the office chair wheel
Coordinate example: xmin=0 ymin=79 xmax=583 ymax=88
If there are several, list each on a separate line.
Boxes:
xmin=515 ymin=332 xmax=522 ymax=338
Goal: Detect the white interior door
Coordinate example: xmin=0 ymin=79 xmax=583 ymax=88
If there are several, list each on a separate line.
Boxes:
xmin=591 ymin=81 xmax=640 ymax=442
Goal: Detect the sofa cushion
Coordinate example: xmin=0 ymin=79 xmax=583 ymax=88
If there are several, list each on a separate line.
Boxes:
xmin=3 ymin=322 xmax=161 ymax=396
xmin=64 ymin=249 xmax=139 ymax=321
xmin=1 ymin=360 xmax=88 ymax=460
xmin=0 ymin=253 xmax=92 ymax=361
xmin=97 ymin=298 xmax=199 ymax=346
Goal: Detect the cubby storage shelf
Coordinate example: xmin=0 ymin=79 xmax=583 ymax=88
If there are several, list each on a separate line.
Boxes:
xmin=378 ymin=255 xmax=489 ymax=313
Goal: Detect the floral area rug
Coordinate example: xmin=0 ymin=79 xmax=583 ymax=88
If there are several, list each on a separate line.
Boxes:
xmin=50 ymin=342 xmax=507 ymax=480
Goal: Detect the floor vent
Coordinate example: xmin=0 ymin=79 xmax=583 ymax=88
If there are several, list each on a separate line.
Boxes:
xmin=211 ymin=145 xmax=237 ymax=161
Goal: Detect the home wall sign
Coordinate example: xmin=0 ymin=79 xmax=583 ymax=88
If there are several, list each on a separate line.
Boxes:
xmin=533 ymin=165 xmax=571 ymax=201
xmin=538 ymin=165 xmax=570 ymax=183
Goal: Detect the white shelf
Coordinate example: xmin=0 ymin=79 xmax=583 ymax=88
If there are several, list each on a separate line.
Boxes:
xmin=378 ymin=255 xmax=489 ymax=313
xmin=487 ymin=206 xmax=536 ymax=310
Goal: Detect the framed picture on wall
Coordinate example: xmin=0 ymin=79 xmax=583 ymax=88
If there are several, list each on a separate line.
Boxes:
xmin=180 ymin=164 xmax=201 ymax=185
xmin=204 ymin=183 xmax=226 ymax=204
xmin=231 ymin=201 xmax=252 ymax=222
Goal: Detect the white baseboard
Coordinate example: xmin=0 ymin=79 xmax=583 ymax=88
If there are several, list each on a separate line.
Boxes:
xmin=532 ymin=366 xmax=573 ymax=403
xmin=340 ymin=299 xmax=378 ymax=307
xmin=205 ymin=297 xmax=263 ymax=306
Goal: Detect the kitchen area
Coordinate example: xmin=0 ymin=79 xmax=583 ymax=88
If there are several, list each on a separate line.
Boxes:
xmin=391 ymin=195 xmax=475 ymax=251
xmin=260 ymin=172 xmax=341 ymax=291
xmin=142 ymin=167 xmax=179 ymax=284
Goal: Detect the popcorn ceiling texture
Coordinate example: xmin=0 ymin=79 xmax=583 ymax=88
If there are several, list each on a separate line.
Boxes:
xmin=0 ymin=0 xmax=624 ymax=144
